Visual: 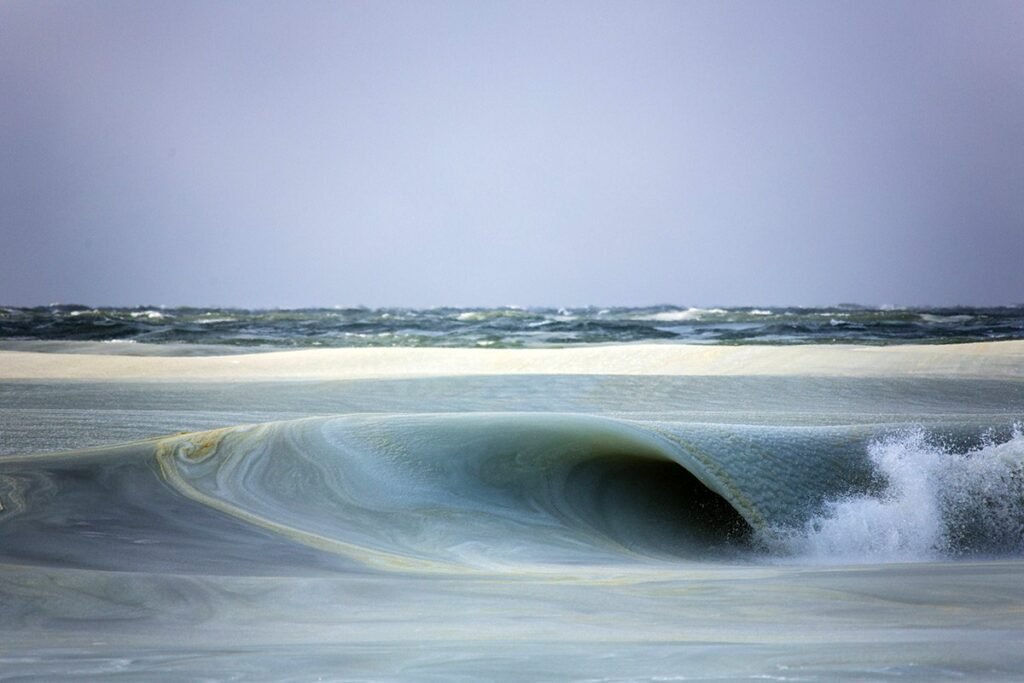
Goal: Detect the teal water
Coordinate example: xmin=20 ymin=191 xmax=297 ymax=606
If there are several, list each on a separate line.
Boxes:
xmin=3 ymin=304 xmax=1024 ymax=348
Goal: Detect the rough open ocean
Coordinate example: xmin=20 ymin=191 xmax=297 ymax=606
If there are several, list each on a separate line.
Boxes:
xmin=2 ymin=305 xmax=1024 ymax=681
xmin=4 ymin=304 xmax=1024 ymax=349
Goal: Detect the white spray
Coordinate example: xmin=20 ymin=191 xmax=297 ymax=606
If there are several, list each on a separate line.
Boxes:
xmin=771 ymin=426 xmax=1024 ymax=563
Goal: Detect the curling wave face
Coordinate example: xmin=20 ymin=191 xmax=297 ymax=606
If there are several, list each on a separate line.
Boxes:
xmin=3 ymin=413 xmax=1022 ymax=575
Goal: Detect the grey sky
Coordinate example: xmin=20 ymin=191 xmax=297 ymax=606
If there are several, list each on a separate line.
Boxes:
xmin=1 ymin=0 xmax=1022 ymax=308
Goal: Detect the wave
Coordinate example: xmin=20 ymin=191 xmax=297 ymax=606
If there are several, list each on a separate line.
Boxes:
xmin=4 ymin=414 xmax=1021 ymax=575
xmin=633 ymin=307 xmax=728 ymax=322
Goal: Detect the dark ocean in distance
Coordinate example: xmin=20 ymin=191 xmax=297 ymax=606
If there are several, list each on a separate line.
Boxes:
xmin=3 ymin=304 xmax=1023 ymax=349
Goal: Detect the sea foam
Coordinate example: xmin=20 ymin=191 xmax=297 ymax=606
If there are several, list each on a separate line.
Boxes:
xmin=774 ymin=427 xmax=1024 ymax=563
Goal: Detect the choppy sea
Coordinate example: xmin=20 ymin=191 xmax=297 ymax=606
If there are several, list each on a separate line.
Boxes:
xmin=3 ymin=303 xmax=1023 ymax=348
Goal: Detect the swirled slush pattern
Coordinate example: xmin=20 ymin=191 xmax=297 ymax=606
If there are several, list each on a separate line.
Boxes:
xmin=149 ymin=414 xmax=1024 ymax=570
xmin=152 ymin=415 xmax=782 ymax=570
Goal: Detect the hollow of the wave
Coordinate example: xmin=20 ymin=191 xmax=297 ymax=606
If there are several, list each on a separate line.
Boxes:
xmin=561 ymin=455 xmax=753 ymax=559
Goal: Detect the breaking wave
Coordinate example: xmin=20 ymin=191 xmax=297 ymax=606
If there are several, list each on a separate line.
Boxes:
xmin=4 ymin=413 xmax=1022 ymax=575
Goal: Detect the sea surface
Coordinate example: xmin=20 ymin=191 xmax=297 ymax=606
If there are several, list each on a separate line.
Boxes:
xmin=3 ymin=303 xmax=1024 ymax=349
xmin=1 ymin=307 xmax=1023 ymax=681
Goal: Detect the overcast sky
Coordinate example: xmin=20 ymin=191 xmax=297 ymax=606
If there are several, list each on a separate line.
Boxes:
xmin=1 ymin=0 xmax=1022 ymax=308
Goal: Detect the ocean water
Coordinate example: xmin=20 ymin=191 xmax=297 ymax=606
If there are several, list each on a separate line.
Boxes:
xmin=1 ymin=308 xmax=1023 ymax=681
xmin=3 ymin=303 xmax=1024 ymax=348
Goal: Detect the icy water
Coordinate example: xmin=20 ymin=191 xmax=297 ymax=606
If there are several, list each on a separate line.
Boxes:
xmin=1 ymin=312 xmax=1023 ymax=681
